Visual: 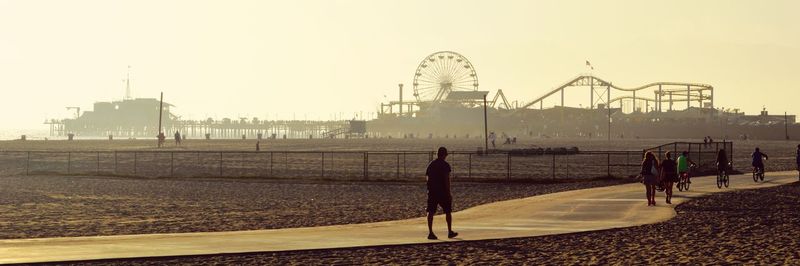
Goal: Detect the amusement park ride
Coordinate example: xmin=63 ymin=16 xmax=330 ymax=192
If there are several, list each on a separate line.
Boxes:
xmin=373 ymin=51 xmax=795 ymax=140
xmin=380 ymin=51 xmax=715 ymax=118
xmin=46 ymin=51 xmax=797 ymax=140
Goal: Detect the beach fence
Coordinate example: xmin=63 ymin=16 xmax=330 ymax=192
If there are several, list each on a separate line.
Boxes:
xmin=0 ymin=149 xmax=645 ymax=181
xmin=643 ymin=141 xmax=742 ymax=174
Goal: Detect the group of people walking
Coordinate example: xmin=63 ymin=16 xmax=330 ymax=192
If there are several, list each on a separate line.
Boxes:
xmin=639 ymin=151 xmax=699 ymax=206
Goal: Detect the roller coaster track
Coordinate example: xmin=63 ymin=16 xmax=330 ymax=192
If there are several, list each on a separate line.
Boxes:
xmin=516 ymin=75 xmax=714 ymax=113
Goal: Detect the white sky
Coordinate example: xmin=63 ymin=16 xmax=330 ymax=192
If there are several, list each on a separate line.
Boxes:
xmin=1 ymin=0 xmax=799 ymax=129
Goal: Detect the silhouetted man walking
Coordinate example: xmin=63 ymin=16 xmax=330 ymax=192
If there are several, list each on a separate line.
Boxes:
xmin=425 ymin=146 xmax=458 ymax=240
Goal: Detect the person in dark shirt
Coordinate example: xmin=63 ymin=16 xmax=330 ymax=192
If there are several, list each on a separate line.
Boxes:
xmin=425 ymin=147 xmax=458 ymax=240
xmin=716 ymin=149 xmax=729 ymax=175
xmin=752 ymin=147 xmax=769 ymax=173
xmin=660 ymin=152 xmax=678 ymax=204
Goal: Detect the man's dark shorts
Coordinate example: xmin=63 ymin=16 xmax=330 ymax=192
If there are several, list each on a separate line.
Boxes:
xmin=427 ymin=192 xmax=452 ymax=213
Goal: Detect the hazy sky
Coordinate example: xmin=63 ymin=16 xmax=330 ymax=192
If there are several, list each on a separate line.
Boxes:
xmin=1 ymin=0 xmax=799 ymax=130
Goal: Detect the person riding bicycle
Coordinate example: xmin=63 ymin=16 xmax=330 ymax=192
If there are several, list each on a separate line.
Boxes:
xmin=752 ymin=147 xmax=768 ymax=174
xmin=677 ymin=151 xmax=697 ymax=183
xmin=715 ymin=149 xmax=729 ymax=175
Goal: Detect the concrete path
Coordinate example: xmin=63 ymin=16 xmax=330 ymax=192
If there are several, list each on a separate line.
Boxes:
xmin=1 ymin=171 xmax=797 ymax=264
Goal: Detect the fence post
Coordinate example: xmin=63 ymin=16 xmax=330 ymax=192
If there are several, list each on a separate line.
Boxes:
xmin=114 ymin=151 xmax=118 ymax=174
xmin=688 ymin=144 xmax=691 ymax=161
xmin=396 ymin=153 xmax=400 ymax=179
xmin=96 ymin=151 xmax=100 ymax=175
xmin=699 ymin=144 xmax=702 ymax=164
xmin=730 ymin=141 xmax=734 ymax=168
xmin=170 ymin=152 xmax=174 ymax=177
xmin=26 ymin=151 xmax=30 ymax=176
xmin=133 ymin=152 xmax=137 ymax=175
xmin=507 ymin=152 xmax=510 ymax=179
xmin=658 ymin=147 xmax=662 ymax=161
xmin=219 ymin=152 xmax=223 ymax=177
xmin=551 ymin=153 xmax=556 ymax=179
xmin=363 ymin=152 xmax=368 ymax=180
xmin=270 ymin=152 xmax=274 ymax=177
xmin=403 ymin=152 xmax=407 ymax=179
xmin=468 ymin=153 xmax=472 ymax=179
xmin=67 ymin=152 xmax=71 ymax=175
xmin=241 ymin=153 xmax=245 ymax=177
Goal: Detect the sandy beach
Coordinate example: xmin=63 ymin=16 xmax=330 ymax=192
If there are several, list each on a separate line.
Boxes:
xmin=0 ymin=175 xmax=629 ymax=239
xmin=72 ymin=181 xmax=800 ymax=265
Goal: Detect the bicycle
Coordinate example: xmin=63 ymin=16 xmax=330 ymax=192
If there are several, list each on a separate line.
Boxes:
xmin=717 ymin=163 xmax=730 ymax=189
xmin=676 ymin=164 xmax=695 ymax=191
xmin=752 ymin=166 xmax=765 ymax=182
xmin=677 ymin=166 xmax=693 ymax=192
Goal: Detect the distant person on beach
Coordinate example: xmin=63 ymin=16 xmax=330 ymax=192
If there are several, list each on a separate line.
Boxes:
xmin=640 ymin=151 xmax=660 ymax=206
xmin=425 ymin=147 xmax=458 ymax=240
xmin=174 ymin=131 xmax=181 ymax=146
xmin=677 ymin=151 xmax=697 ymax=184
xmin=157 ymin=132 xmax=166 ymax=148
xmin=489 ymin=132 xmax=496 ymax=149
xmin=256 ymin=141 xmax=261 ymax=151
xmin=660 ymin=152 xmax=678 ymax=204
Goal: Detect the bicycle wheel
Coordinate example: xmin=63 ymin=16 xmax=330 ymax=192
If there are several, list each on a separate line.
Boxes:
xmin=759 ymin=172 xmax=764 ymax=181
xmin=753 ymin=170 xmax=758 ymax=182
xmin=677 ymin=179 xmax=685 ymax=192
xmin=723 ymin=172 xmax=730 ymax=188
xmin=685 ymin=178 xmax=690 ymax=191
xmin=716 ymin=174 xmax=723 ymax=188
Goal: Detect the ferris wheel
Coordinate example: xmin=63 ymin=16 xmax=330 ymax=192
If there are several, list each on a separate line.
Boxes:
xmin=412 ymin=51 xmax=479 ymax=103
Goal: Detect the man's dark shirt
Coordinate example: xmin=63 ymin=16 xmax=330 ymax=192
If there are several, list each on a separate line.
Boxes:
xmin=425 ymin=158 xmax=451 ymax=195
xmin=661 ymin=159 xmax=677 ymax=175
xmin=752 ymin=151 xmax=767 ymax=165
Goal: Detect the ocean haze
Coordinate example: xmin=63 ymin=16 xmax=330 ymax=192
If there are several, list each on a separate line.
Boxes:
xmin=1 ymin=0 xmax=799 ymax=131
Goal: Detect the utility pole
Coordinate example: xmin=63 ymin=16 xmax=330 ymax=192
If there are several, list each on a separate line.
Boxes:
xmin=398 ymin=84 xmax=403 ymax=117
xmin=607 ymin=85 xmax=611 ymax=141
xmin=484 ymin=94 xmax=489 ymax=152
xmin=158 ymin=92 xmax=164 ymax=147
xmin=786 ymin=112 xmax=790 ymax=140
xmin=124 ymin=65 xmax=132 ymax=100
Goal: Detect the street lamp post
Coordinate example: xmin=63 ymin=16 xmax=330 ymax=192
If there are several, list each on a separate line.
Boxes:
xmin=484 ymin=94 xmax=489 ymax=152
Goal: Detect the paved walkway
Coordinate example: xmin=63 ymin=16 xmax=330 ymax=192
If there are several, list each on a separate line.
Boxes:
xmin=1 ymin=172 xmax=797 ymax=264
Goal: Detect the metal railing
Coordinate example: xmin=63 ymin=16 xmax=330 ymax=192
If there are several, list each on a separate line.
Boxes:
xmin=644 ymin=141 xmax=735 ymax=173
xmin=0 ymin=150 xmax=644 ymax=181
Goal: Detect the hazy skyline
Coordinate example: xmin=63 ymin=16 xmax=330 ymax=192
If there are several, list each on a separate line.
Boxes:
xmin=1 ymin=0 xmax=799 ymax=130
